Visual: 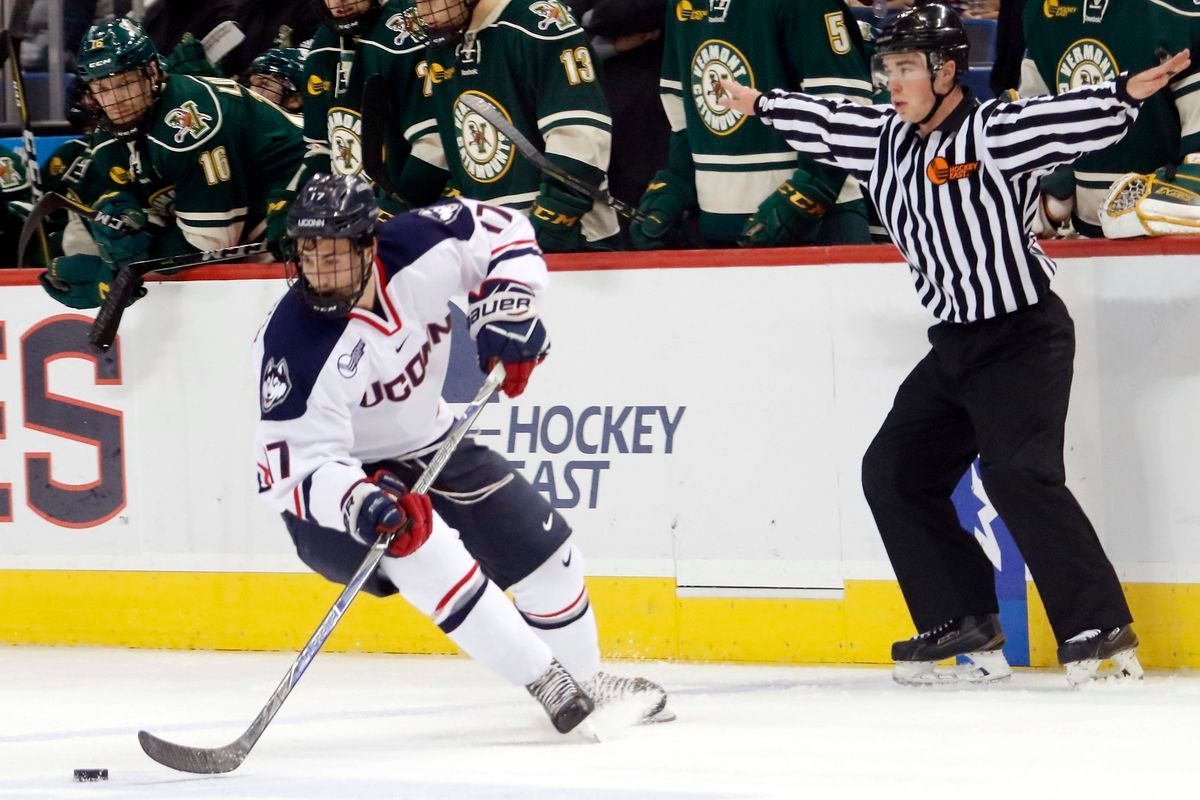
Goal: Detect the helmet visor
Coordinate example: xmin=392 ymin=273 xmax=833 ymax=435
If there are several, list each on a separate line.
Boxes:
xmin=871 ymin=51 xmax=933 ymax=92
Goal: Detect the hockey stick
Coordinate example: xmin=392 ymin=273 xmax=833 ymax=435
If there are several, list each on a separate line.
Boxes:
xmin=137 ymin=362 xmax=508 ymax=774
xmin=360 ymin=73 xmax=405 ymax=202
xmin=458 ymin=94 xmax=645 ymax=223
xmin=2 ymin=28 xmax=52 ymax=267
xmin=89 ymin=241 xmax=269 ymax=351
xmin=200 ymin=20 xmax=245 ymax=66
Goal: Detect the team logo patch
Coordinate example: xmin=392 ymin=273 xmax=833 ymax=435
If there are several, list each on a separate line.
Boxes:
xmin=165 ymin=100 xmax=214 ymax=144
xmin=385 ymin=11 xmax=419 ymax=46
xmin=48 ymin=156 xmax=66 ymax=177
xmin=416 ymin=202 xmax=464 ymax=225
xmin=691 ymin=39 xmax=754 ymax=136
xmin=453 ymin=92 xmax=515 ymax=184
xmin=1055 ymin=38 xmax=1117 ymax=92
xmin=529 ymin=1 xmax=574 ymax=30
xmin=926 ymin=157 xmax=980 ymax=185
xmin=307 ymin=74 xmax=330 ymax=96
xmin=1042 ymin=0 xmax=1078 ymax=17
xmin=0 ymin=157 xmax=22 ymax=190
xmin=109 ymin=165 xmax=132 ymax=185
xmin=261 ymin=357 xmax=292 ymax=413
xmin=328 ymin=107 xmax=363 ymax=176
xmin=338 ymin=340 xmax=366 ymax=378
xmin=676 ymin=0 xmax=707 ymax=21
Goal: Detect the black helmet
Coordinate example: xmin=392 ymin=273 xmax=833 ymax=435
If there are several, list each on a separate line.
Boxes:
xmin=316 ymin=0 xmax=383 ymax=37
xmin=285 ymin=174 xmax=381 ymax=318
xmin=874 ymin=2 xmax=969 ymax=86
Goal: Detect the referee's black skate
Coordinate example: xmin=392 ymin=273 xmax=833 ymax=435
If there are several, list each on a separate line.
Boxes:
xmin=1058 ymin=625 xmax=1143 ymax=686
xmin=892 ymin=614 xmax=1011 ymax=686
xmin=526 ymin=658 xmax=595 ymax=734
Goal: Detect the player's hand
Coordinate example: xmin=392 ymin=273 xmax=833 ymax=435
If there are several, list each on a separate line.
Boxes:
xmin=530 ymin=180 xmax=591 ymax=253
xmin=38 ymin=254 xmax=146 ymax=309
xmin=716 ymin=78 xmax=761 ymax=116
xmin=265 ymin=187 xmax=297 ymax=261
xmin=342 ymin=471 xmax=433 ymax=558
xmin=740 ymin=174 xmax=831 ymax=247
xmin=630 ymin=170 xmax=694 ymax=250
xmin=1127 ymin=49 xmax=1190 ymax=101
xmin=468 ymin=279 xmax=550 ymax=398
xmin=164 ymin=33 xmax=221 ymax=77
xmin=90 ymin=191 xmax=151 ymax=267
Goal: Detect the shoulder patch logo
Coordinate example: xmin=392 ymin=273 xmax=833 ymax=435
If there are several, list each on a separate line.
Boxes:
xmin=165 ymin=100 xmax=214 ymax=144
xmin=676 ymin=0 xmax=707 ymax=22
xmin=48 ymin=156 xmax=66 ymax=177
xmin=109 ymin=165 xmax=132 ymax=185
xmin=0 ymin=157 xmax=22 ymax=190
xmin=453 ymin=92 xmax=515 ymax=184
xmin=1055 ymin=38 xmax=1117 ymax=92
xmin=338 ymin=339 xmax=367 ymax=378
xmin=529 ymin=1 xmax=574 ymax=30
xmin=1042 ymin=0 xmax=1078 ymax=17
xmin=691 ymin=39 xmax=754 ymax=136
xmin=261 ymin=357 xmax=292 ymax=413
xmin=385 ymin=11 xmax=419 ymax=46
xmin=416 ymin=202 xmax=464 ymax=225
xmin=307 ymin=74 xmax=331 ymax=96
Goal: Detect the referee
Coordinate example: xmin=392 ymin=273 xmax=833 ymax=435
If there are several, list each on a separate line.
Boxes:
xmin=719 ymin=3 xmax=1190 ymax=686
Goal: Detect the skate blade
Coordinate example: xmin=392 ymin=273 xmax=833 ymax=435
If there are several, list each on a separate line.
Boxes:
xmin=894 ymin=650 xmax=1012 ymax=686
xmin=1065 ymin=648 xmax=1144 ymax=687
xmin=573 ymin=718 xmax=602 ymax=743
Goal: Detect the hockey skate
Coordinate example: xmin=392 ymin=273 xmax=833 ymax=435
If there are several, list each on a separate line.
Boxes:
xmin=584 ymin=671 xmax=675 ymax=724
xmin=1058 ymin=625 xmax=1143 ymax=687
xmin=526 ymin=659 xmax=595 ymax=735
xmin=891 ymin=614 xmax=1012 ymax=686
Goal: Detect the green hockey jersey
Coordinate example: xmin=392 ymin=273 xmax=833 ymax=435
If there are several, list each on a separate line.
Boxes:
xmin=424 ymin=0 xmax=619 ymax=243
xmin=1022 ymin=0 xmax=1200 ymax=233
xmin=126 ymin=74 xmax=304 ymax=251
xmin=0 ymin=142 xmax=31 ymax=266
xmin=659 ymin=0 xmax=874 ymax=243
xmin=301 ymin=0 xmax=447 ymax=206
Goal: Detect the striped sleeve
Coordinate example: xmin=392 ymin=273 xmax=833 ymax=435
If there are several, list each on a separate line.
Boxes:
xmin=982 ymin=78 xmax=1141 ymax=176
xmin=754 ymin=89 xmax=888 ymax=179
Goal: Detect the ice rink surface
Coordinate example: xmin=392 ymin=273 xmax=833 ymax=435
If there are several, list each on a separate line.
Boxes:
xmin=2 ymin=646 xmax=1196 ymax=799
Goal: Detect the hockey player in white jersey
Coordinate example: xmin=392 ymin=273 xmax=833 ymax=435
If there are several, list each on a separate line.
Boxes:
xmin=253 ymin=173 xmax=670 ymax=734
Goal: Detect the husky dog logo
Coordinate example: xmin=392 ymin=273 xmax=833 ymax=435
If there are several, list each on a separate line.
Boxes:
xmin=261 ymin=357 xmax=292 ymax=413
xmin=529 ymin=1 xmax=573 ymax=30
xmin=165 ymin=100 xmax=214 ymax=144
xmin=338 ymin=340 xmax=367 ymax=378
xmin=416 ymin=202 xmax=464 ymax=225
xmin=385 ymin=11 xmax=418 ymax=46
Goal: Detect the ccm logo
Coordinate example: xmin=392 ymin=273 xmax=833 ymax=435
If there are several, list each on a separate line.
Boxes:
xmin=926 ymin=157 xmax=980 ymax=185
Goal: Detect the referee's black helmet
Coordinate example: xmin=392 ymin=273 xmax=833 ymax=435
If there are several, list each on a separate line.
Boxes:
xmin=874 ymin=2 xmax=970 ymax=84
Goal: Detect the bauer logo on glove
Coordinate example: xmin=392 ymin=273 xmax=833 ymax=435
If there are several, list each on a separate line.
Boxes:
xmin=468 ymin=279 xmax=550 ymax=398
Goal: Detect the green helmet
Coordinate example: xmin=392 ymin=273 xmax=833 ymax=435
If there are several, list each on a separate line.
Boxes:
xmin=76 ymin=18 xmax=165 ymax=140
xmin=77 ymin=18 xmax=161 ymax=81
xmin=247 ymin=47 xmax=305 ymax=91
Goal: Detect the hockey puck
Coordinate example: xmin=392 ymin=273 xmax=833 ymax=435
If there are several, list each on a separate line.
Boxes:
xmin=73 ymin=769 xmax=108 ymax=782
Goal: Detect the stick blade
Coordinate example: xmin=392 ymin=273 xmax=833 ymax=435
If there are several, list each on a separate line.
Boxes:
xmin=137 ymin=729 xmax=248 ymax=774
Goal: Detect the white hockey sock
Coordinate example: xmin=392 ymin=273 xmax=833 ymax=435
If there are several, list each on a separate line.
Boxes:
xmin=509 ymin=541 xmax=601 ymax=682
xmin=379 ymin=520 xmax=552 ymax=687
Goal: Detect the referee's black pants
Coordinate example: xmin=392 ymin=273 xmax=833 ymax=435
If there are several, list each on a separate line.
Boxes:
xmin=861 ymin=292 xmax=1132 ymax=645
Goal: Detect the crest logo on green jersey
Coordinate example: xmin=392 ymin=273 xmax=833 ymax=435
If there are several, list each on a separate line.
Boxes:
xmin=385 ymin=10 xmax=418 ymax=47
xmin=1056 ymin=38 xmax=1117 ymax=93
xmin=453 ymin=92 xmax=515 ymax=184
xmin=165 ymin=100 xmax=214 ymax=144
xmin=328 ymin=108 xmax=363 ymax=176
xmin=529 ymin=1 xmax=573 ymax=31
xmin=0 ymin=157 xmax=23 ymax=190
xmin=691 ymin=40 xmax=754 ymax=136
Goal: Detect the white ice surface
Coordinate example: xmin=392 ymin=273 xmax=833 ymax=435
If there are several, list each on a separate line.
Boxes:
xmin=1 ymin=646 xmax=1197 ymax=799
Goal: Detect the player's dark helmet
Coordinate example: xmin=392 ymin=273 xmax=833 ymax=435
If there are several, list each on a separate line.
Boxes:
xmin=317 ymin=0 xmax=383 ymax=36
xmin=245 ymin=47 xmax=305 ymax=108
xmin=285 ymin=174 xmax=382 ymax=318
xmin=872 ymin=2 xmax=970 ymax=90
xmin=407 ymin=0 xmax=479 ymax=48
xmin=76 ymin=18 xmax=165 ymax=141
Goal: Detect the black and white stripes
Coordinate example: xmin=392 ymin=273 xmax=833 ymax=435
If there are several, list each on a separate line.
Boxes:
xmin=755 ymin=80 xmax=1141 ymax=322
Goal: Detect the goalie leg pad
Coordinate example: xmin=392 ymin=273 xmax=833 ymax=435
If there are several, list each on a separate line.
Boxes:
xmin=1100 ymin=157 xmax=1200 ymax=238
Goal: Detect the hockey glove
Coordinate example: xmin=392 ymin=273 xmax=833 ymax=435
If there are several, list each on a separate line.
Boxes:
xmin=38 ymin=254 xmax=146 ymax=309
xmin=342 ymin=470 xmax=433 ymax=559
xmin=530 ymin=180 xmax=592 ymax=253
xmin=469 ymin=279 xmax=550 ymax=398
xmin=265 ymin=187 xmax=297 ymax=260
xmin=739 ymin=174 xmax=832 ymax=247
xmin=630 ymin=170 xmax=694 ymax=250
xmin=164 ymin=33 xmax=221 ymax=77
xmin=89 ymin=191 xmax=151 ymax=267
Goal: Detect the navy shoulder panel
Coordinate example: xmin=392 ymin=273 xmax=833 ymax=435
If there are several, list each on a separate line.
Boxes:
xmin=374 ymin=201 xmax=477 ymax=282
xmin=259 ymin=290 xmax=350 ymax=421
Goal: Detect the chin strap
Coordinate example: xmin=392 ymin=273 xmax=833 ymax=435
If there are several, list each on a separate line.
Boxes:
xmin=917 ymin=78 xmax=954 ymax=126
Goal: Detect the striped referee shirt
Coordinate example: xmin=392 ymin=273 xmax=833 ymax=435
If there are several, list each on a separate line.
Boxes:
xmin=755 ymin=80 xmax=1142 ymax=322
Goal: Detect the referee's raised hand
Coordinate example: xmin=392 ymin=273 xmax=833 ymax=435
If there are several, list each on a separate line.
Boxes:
xmin=1127 ymin=49 xmax=1191 ymax=101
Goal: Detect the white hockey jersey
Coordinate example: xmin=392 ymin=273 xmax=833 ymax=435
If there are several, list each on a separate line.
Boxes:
xmin=252 ymin=198 xmax=547 ymax=530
